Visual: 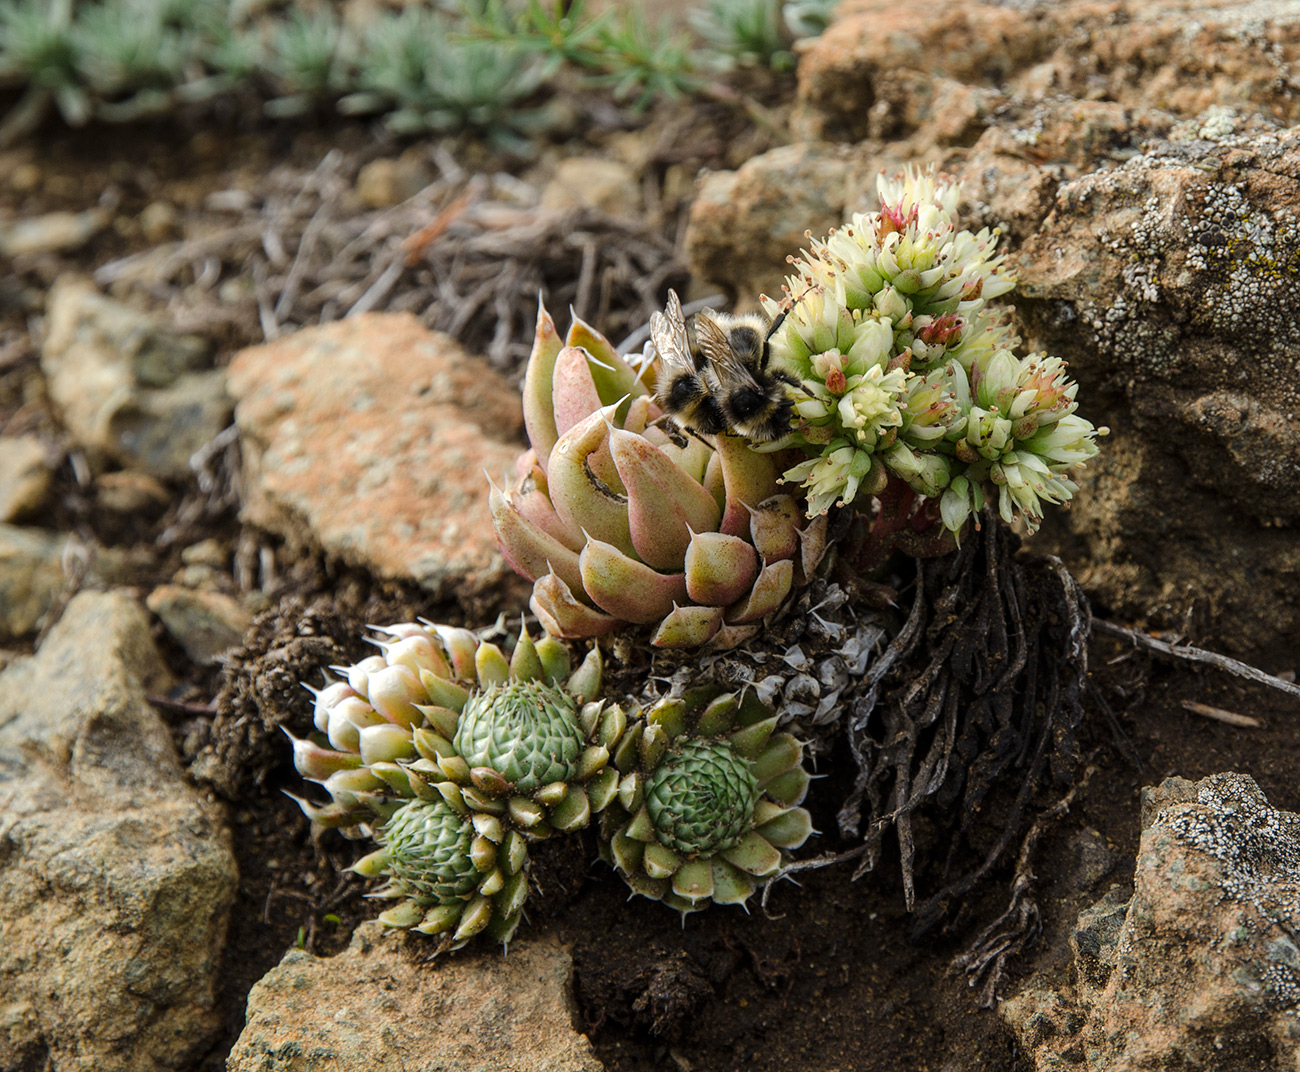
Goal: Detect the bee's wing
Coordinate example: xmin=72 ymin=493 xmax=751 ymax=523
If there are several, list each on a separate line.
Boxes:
xmin=649 ymin=290 xmax=696 ymax=377
xmin=694 ymin=313 xmax=763 ymax=392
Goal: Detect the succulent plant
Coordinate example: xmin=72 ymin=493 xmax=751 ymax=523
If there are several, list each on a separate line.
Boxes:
xmin=601 ymin=688 xmax=813 ymax=914
xmin=758 ymin=166 xmax=1103 ymax=532
xmin=352 ymin=796 xmax=530 ymax=947
xmin=490 ymin=302 xmax=829 ymax=650
xmin=287 ymin=619 xmax=628 ymax=945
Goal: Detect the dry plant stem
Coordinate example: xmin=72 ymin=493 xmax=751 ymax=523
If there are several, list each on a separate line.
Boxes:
xmin=1179 ymin=700 xmax=1262 ymax=728
xmin=1092 ymin=618 xmax=1300 ymax=701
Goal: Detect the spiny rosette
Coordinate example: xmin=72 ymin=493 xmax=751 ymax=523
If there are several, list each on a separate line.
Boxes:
xmin=490 ymin=300 xmax=828 ymax=650
xmin=288 ymin=620 xmax=622 ymax=836
xmin=286 ymin=619 xmax=628 ymax=945
xmin=600 ymin=688 xmax=813 ymax=914
xmin=352 ymin=797 xmax=530 ymax=948
xmin=755 ymin=165 xmax=1102 ymax=531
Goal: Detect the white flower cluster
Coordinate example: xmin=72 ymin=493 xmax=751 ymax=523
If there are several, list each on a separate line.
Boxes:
xmin=763 ymin=166 xmax=1103 ymax=531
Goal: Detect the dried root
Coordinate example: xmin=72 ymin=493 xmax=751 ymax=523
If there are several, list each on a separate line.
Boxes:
xmin=836 ymin=514 xmax=1090 ymax=934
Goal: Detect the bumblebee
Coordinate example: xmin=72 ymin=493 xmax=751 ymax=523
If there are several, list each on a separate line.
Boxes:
xmin=648 ymin=290 xmax=801 ymax=443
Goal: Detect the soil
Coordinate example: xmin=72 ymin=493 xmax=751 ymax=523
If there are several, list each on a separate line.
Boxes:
xmin=5 ymin=98 xmax=1300 ymax=1072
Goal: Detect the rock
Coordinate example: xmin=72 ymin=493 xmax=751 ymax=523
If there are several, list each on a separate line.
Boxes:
xmin=0 ymin=207 xmax=109 ymax=257
xmin=794 ymin=0 xmax=1300 ymax=143
xmin=0 ymin=524 xmax=72 ymax=640
xmin=0 ymin=435 xmax=53 ymax=521
xmin=7 ymin=160 xmax=41 ymax=193
xmin=1011 ymin=130 xmax=1300 ymax=655
xmin=227 ymin=314 xmax=525 ymax=604
xmin=94 ymin=469 xmax=173 ymax=514
xmin=0 ymin=590 xmax=236 ymax=1071
xmin=181 ymin=537 xmax=229 ymax=569
xmin=40 ymin=277 xmax=231 ymax=479
xmin=227 ymin=924 xmax=604 ymax=1072
xmin=146 ymin=584 xmax=253 ymax=665
xmin=541 ymin=156 xmax=641 ymax=217
xmin=355 ymin=153 xmax=433 ymax=209
xmin=686 ymin=143 xmax=880 ymax=306
xmin=1004 ymin=772 xmax=1300 ymax=1071
xmin=0 ymin=524 xmax=149 ymax=640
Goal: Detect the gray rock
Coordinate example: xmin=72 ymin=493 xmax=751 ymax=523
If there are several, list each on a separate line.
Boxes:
xmin=0 ymin=435 xmax=53 ymax=522
xmin=146 ymin=583 xmax=253 ymax=665
xmin=0 ymin=524 xmax=145 ymax=641
xmin=1004 ymin=772 xmax=1300 ymax=1071
xmin=0 ymin=590 xmax=236 ymax=1072
xmin=227 ymin=923 xmax=604 ymax=1072
xmin=0 ymin=524 xmax=71 ymax=640
xmin=541 ymin=155 xmax=640 ymax=217
xmin=40 ymin=277 xmax=231 ymax=479
xmin=1011 ymin=130 xmax=1300 ymax=656
xmin=685 ymin=142 xmax=880 ymax=307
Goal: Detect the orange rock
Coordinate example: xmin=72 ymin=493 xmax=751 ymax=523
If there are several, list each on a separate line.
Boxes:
xmin=227 ymin=314 xmax=525 ymax=605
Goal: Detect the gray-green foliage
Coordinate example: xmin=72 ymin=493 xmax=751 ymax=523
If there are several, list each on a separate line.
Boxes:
xmin=692 ymin=0 xmax=791 ymax=72
xmin=341 ymin=8 xmax=551 ymax=151
xmin=691 ymin=0 xmax=840 ymax=72
xmin=0 ymin=0 xmax=840 ymax=147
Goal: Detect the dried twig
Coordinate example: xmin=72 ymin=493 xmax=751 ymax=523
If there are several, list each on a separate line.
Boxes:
xmin=1180 ymin=700 xmax=1263 ymax=728
xmin=91 ymin=149 xmax=688 ymax=380
xmin=1092 ymin=618 xmax=1300 ymax=701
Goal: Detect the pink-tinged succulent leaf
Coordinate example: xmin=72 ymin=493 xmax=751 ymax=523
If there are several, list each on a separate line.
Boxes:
xmin=723 ymin=558 xmax=794 ymax=624
xmin=714 ymin=434 xmax=780 ymax=537
xmin=579 ymin=537 xmax=687 ymax=623
xmin=357 ymin=723 xmax=418 ymax=765
xmin=531 ymin=571 xmax=627 ymax=638
xmin=286 ymin=731 xmax=364 ymax=781
xmin=622 ymin=394 xmax=660 ymax=435
xmin=748 ymin=494 xmax=801 ymax=562
xmin=489 ymin=480 xmax=585 ymax=591
xmin=684 ymin=531 xmax=760 ymax=606
xmin=610 ymin=429 xmax=722 ymax=571
xmin=702 ymin=451 xmax=725 ymax=510
xmin=522 ymin=300 xmax=564 ymax=470
xmin=284 ymin=791 xmax=354 ymax=829
xmin=514 ymin=447 xmax=539 ymax=482
xmin=650 ymin=604 xmax=724 ymax=648
xmin=552 ymin=346 xmax=607 ymax=439
xmin=509 ymin=479 xmax=584 ymax=551
xmin=566 ymin=314 xmax=647 ymax=403
xmin=546 ymin=409 xmax=637 ymax=558
xmin=433 ymin=626 xmax=479 ymax=681
xmin=798 ymin=511 xmax=830 ymax=580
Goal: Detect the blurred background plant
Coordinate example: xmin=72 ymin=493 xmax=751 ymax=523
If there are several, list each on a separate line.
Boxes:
xmin=0 ymin=0 xmax=841 ymax=148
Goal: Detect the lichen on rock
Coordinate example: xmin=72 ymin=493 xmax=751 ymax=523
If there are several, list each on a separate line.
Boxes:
xmin=1004 ymin=772 xmax=1300 ymax=1072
